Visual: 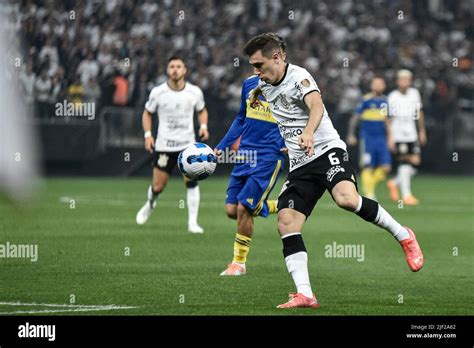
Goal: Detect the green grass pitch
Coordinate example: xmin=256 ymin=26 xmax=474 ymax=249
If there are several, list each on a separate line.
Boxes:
xmin=0 ymin=175 xmax=473 ymax=315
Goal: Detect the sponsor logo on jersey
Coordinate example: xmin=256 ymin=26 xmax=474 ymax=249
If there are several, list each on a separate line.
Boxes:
xmin=279 ymin=125 xmax=302 ymax=140
xmin=277 ymin=94 xmax=291 ymax=110
xmin=245 ymin=100 xmax=275 ymax=123
xmin=166 ymin=140 xmax=191 ymax=147
xmin=290 ymin=152 xmax=313 ymax=169
xmin=326 ymin=165 xmax=346 ymax=182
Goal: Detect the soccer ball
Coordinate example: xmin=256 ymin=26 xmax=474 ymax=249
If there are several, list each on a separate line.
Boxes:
xmin=178 ymin=143 xmax=217 ymax=180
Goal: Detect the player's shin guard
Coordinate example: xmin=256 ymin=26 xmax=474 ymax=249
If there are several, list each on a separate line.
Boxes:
xmin=233 ymin=233 xmax=252 ymax=264
xmin=147 ymin=185 xmax=160 ymax=205
xmin=282 ymin=233 xmax=313 ymax=298
xmin=354 ymin=196 xmax=409 ymax=241
xmin=186 ymin=182 xmax=200 ymax=226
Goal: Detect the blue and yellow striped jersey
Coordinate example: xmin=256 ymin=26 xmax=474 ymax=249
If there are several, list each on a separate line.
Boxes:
xmin=356 ymin=93 xmax=388 ymax=138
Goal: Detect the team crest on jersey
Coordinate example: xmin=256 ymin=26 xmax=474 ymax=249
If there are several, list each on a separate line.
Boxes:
xmin=277 ymin=94 xmax=291 ymax=110
xmin=158 ymin=154 xmax=169 ymax=167
xmin=301 ymin=79 xmax=310 ymax=87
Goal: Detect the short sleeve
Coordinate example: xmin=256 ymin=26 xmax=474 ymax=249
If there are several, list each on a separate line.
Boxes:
xmin=194 ymin=87 xmax=205 ymax=112
xmin=296 ymin=69 xmax=320 ymax=101
xmin=144 ymin=88 xmax=158 ymax=113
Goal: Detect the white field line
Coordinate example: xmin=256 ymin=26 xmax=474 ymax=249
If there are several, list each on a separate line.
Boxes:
xmin=0 ymin=301 xmax=139 ymax=314
xmin=0 ymin=301 xmax=137 ymax=309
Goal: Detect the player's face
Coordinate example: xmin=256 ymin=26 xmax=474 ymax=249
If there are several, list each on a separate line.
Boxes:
xmin=371 ymin=78 xmax=386 ymax=95
xmin=167 ymin=59 xmax=186 ymax=82
xmin=397 ymin=76 xmax=412 ymax=90
xmin=249 ymin=50 xmax=283 ymax=84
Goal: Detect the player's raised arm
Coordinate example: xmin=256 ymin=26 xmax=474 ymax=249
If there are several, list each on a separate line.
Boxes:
xmin=300 ymin=91 xmax=325 ymax=157
xmin=142 ymin=109 xmax=154 ymax=153
xmin=198 ymin=107 xmax=209 ymax=141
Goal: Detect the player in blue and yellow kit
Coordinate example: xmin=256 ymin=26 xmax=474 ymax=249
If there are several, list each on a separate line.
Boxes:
xmin=215 ymin=74 xmax=286 ymax=276
xmin=347 ymin=76 xmax=393 ymax=199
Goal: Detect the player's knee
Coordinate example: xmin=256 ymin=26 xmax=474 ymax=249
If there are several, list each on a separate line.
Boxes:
xmin=410 ymin=156 xmax=421 ymax=166
xmin=152 ymin=183 xmax=165 ymax=193
xmin=237 ymin=203 xmax=252 ymax=218
xmin=333 ymin=190 xmax=359 ymax=211
xmin=225 ymin=205 xmax=237 ymax=219
xmin=277 ymin=211 xmax=294 ymax=234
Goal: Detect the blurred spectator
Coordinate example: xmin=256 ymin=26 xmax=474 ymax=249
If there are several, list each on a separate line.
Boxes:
xmin=19 ymin=62 xmax=36 ymax=107
xmin=77 ymin=52 xmax=100 ymax=85
xmin=113 ymin=73 xmax=129 ymax=106
xmin=34 ymin=69 xmax=52 ymax=118
xmin=84 ymin=77 xmax=102 ymax=108
xmin=67 ymin=75 xmax=84 ymax=108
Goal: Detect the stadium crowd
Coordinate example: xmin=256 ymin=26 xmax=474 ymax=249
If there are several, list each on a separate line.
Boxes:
xmin=5 ymin=0 xmax=474 ymax=122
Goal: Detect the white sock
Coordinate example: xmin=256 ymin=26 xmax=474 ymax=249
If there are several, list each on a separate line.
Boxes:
xmin=187 ymin=186 xmax=200 ymax=226
xmin=398 ymin=164 xmax=413 ymax=198
xmin=147 ymin=185 xmax=160 ymax=205
xmin=374 ymin=204 xmax=410 ymax=241
xmin=283 ymin=249 xmax=313 ymax=298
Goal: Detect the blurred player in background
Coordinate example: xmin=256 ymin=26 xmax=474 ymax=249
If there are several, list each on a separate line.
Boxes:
xmin=136 ymin=56 xmax=210 ymax=233
xmin=346 ymin=76 xmax=392 ymax=199
xmin=215 ymin=71 xmax=286 ymax=276
xmin=0 ymin=11 xmax=41 ymax=203
xmin=387 ymin=70 xmax=427 ymax=206
xmin=245 ymin=33 xmax=424 ymax=309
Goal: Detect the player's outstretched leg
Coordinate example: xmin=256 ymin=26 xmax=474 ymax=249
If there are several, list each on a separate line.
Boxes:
xmin=276 ymin=209 xmax=319 ymax=309
xmin=221 ymin=203 xmax=253 ymax=276
xmin=332 ymin=180 xmax=424 ymax=272
xmin=185 ymin=180 xmax=203 ymax=233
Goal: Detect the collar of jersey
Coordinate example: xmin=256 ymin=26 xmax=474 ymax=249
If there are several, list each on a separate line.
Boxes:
xmin=271 ymin=63 xmax=289 ymax=87
xmin=167 ymin=81 xmax=186 ymax=91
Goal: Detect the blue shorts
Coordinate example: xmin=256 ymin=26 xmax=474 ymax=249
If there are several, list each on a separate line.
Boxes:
xmin=359 ymin=136 xmax=391 ymax=168
xmin=226 ymin=158 xmax=284 ymax=217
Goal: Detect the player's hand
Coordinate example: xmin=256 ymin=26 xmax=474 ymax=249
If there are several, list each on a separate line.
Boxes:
xmin=280 ymin=147 xmax=288 ymax=154
xmin=419 ymin=130 xmax=427 ymax=146
xmin=346 ymin=134 xmax=357 ymax=146
xmin=387 ymin=136 xmax=396 ymax=152
xmin=145 ymin=136 xmax=155 ymax=154
xmin=199 ymin=128 xmax=209 ymax=141
xmin=298 ymin=131 xmax=314 ymax=157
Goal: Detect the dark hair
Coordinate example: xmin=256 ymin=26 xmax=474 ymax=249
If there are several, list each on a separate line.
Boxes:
xmin=168 ymin=56 xmax=185 ymax=65
xmin=243 ymin=33 xmax=286 ymax=58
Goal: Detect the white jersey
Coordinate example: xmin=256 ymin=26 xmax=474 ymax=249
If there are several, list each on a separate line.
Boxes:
xmin=388 ymin=87 xmax=422 ymax=143
xmin=145 ymin=81 xmax=205 ymax=152
xmin=259 ymin=63 xmax=346 ymax=171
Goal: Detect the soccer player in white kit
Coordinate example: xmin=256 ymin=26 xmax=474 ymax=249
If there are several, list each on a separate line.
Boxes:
xmin=386 ymin=69 xmax=427 ymax=205
xmin=244 ymin=33 xmax=424 ymax=309
xmin=136 ymin=56 xmax=210 ymax=233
